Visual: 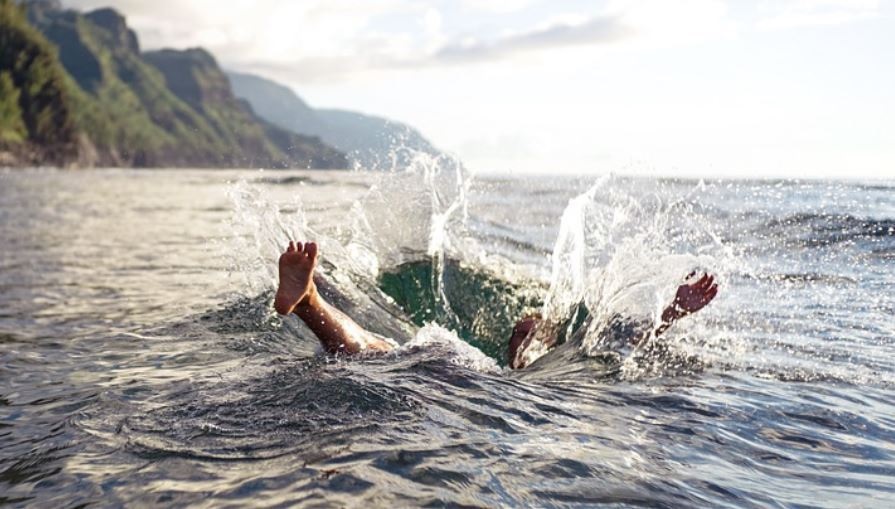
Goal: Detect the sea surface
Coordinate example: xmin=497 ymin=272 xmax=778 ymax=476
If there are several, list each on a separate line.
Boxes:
xmin=1 ymin=167 xmax=894 ymax=507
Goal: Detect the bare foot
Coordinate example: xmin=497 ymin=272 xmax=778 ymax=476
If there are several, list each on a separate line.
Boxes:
xmin=274 ymin=241 xmax=319 ymax=315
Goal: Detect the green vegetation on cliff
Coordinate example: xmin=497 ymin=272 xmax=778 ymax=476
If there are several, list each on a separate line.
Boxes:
xmin=0 ymin=0 xmax=78 ymax=163
xmin=0 ymin=0 xmax=346 ymax=168
xmin=0 ymin=72 xmax=26 ymax=143
xmin=143 ymin=48 xmax=344 ymax=168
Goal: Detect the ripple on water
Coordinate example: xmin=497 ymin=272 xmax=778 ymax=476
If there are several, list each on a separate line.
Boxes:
xmin=3 ymin=171 xmax=895 ymax=506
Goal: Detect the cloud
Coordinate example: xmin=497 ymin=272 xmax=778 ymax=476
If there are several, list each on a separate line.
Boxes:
xmin=433 ymin=16 xmax=631 ymax=64
xmin=58 ymin=0 xmax=634 ymax=82
xmin=60 ymin=0 xmax=424 ymax=59
xmin=605 ymin=0 xmax=734 ymax=47
xmin=757 ymin=0 xmax=879 ymax=30
xmin=458 ymin=0 xmax=536 ymax=14
xmin=245 ymin=16 xmax=630 ymax=81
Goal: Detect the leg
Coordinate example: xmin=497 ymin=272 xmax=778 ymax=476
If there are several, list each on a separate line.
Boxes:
xmin=275 ymin=241 xmax=395 ymax=354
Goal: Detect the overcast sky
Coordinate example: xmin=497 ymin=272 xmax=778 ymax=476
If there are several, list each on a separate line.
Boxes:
xmin=61 ymin=0 xmax=894 ymax=178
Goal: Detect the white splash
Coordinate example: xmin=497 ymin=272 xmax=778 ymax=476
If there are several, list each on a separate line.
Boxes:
xmin=400 ymin=324 xmax=501 ymax=374
xmin=528 ymin=176 xmax=736 ymax=369
xmin=226 ymin=179 xmax=313 ymax=295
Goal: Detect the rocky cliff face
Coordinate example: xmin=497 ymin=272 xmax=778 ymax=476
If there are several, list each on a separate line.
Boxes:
xmin=144 ymin=49 xmax=346 ymax=169
xmin=1 ymin=0 xmax=347 ymax=169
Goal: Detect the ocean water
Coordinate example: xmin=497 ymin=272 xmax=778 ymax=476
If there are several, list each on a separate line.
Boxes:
xmin=1 ymin=167 xmax=894 ymax=507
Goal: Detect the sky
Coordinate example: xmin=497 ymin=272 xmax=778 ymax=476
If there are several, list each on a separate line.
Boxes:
xmin=60 ymin=0 xmax=895 ymax=178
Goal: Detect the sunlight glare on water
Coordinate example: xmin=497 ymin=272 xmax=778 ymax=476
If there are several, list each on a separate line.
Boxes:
xmin=1 ymin=167 xmax=894 ymax=507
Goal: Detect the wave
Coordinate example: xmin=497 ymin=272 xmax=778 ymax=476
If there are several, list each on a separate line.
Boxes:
xmin=218 ymin=163 xmax=894 ymax=388
xmin=763 ymin=213 xmax=895 ymax=247
xmin=743 ymin=272 xmax=858 ymax=285
xmin=118 ymin=359 xmax=426 ymax=461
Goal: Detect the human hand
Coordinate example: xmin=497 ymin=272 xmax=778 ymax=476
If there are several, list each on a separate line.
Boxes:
xmin=665 ymin=272 xmax=718 ymax=321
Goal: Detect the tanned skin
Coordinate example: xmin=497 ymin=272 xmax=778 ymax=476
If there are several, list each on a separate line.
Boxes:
xmin=274 ymin=240 xmax=394 ymax=354
xmin=275 ymin=240 xmax=718 ymax=368
xmin=507 ymin=273 xmax=719 ymax=369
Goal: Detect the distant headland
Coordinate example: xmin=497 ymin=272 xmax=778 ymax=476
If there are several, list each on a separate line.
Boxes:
xmin=0 ymin=0 xmax=441 ymax=169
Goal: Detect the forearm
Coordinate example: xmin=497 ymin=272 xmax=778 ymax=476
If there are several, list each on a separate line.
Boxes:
xmin=630 ymin=306 xmax=684 ymax=345
xmin=655 ymin=305 xmax=686 ymax=337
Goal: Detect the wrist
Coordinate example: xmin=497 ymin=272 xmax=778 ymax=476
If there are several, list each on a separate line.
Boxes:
xmin=662 ymin=305 xmax=685 ymax=323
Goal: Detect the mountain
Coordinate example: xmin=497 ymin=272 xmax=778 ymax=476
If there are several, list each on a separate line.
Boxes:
xmin=0 ymin=0 xmax=346 ymax=168
xmin=0 ymin=0 xmax=80 ymax=165
xmin=142 ymin=48 xmax=346 ymax=168
xmin=227 ymin=71 xmax=442 ymax=170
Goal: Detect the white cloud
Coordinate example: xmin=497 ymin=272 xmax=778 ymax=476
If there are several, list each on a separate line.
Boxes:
xmin=62 ymin=0 xmax=635 ymax=80
xmin=757 ymin=0 xmax=879 ymax=30
xmin=606 ymin=0 xmax=734 ymax=47
xmin=235 ymin=12 xmax=629 ymax=82
xmin=458 ymin=0 xmax=535 ymax=14
xmin=59 ymin=0 xmax=740 ymax=81
xmin=433 ymin=16 xmax=631 ymax=64
xmin=61 ymin=0 xmax=429 ymax=65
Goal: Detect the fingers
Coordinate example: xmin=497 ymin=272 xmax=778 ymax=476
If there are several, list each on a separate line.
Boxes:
xmin=692 ymin=273 xmax=714 ymax=290
xmin=689 ymin=273 xmax=708 ymax=288
xmin=706 ymin=283 xmax=718 ymax=301
xmin=686 ymin=271 xmax=716 ymax=286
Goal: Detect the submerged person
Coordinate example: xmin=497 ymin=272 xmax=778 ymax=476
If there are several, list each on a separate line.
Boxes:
xmin=274 ymin=240 xmax=719 ymax=368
